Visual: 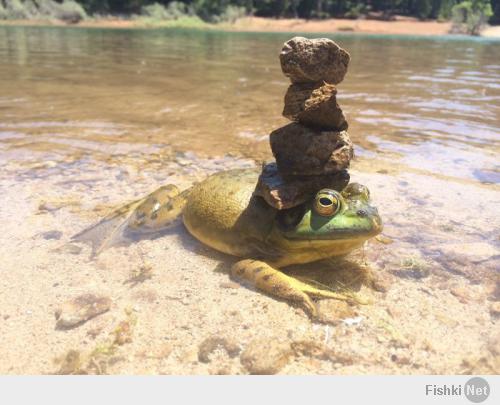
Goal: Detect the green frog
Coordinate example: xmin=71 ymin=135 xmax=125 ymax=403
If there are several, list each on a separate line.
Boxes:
xmin=73 ymin=168 xmax=382 ymax=317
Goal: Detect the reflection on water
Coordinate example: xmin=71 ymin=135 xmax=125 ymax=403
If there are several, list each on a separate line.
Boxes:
xmin=0 ymin=26 xmax=499 ymax=184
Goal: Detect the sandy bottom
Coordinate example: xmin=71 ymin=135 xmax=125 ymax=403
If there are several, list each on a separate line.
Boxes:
xmin=0 ymin=144 xmax=498 ymax=375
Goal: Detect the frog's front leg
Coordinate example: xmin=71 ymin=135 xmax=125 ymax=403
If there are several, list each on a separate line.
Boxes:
xmin=231 ymin=259 xmax=350 ymax=318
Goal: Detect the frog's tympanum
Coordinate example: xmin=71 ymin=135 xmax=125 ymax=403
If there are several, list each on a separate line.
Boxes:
xmin=73 ymin=169 xmax=382 ymax=318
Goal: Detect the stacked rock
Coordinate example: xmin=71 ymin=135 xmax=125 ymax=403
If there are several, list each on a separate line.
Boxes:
xmin=255 ymin=37 xmax=354 ymax=210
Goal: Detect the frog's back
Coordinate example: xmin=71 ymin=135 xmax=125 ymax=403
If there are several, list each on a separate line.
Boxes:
xmin=183 ymin=169 xmax=277 ymax=257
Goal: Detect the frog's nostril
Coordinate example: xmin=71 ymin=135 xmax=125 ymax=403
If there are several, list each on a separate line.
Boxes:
xmin=357 ymin=209 xmax=367 ymax=217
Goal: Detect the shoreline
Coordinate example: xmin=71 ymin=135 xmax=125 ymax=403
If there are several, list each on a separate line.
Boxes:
xmin=1 ymin=16 xmax=499 ymax=38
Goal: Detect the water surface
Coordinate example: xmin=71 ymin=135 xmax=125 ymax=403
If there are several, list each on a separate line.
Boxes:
xmin=1 ymin=26 xmax=499 ymax=184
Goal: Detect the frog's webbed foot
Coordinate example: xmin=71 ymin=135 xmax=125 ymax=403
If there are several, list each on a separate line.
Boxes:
xmin=71 ymin=185 xmax=187 ymax=257
xmin=231 ymin=259 xmax=350 ymax=319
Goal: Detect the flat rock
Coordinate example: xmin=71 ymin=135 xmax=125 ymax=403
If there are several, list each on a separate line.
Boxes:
xmin=240 ymin=339 xmax=292 ymax=375
xmin=270 ymin=123 xmax=354 ymax=175
xmin=283 ymin=82 xmax=347 ymax=131
xmin=254 ymin=162 xmax=349 ymax=209
xmin=55 ymin=293 xmax=111 ymax=329
xmin=437 ymin=242 xmax=499 ymax=263
xmin=280 ymin=37 xmax=350 ymax=84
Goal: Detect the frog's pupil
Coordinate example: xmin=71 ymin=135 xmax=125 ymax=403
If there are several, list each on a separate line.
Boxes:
xmin=319 ymin=197 xmax=332 ymax=206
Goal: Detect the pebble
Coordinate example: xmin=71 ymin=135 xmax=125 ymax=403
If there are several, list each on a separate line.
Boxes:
xmin=55 ymin=293 xmax=111 ymax=329
xmin=240 ymin=339 xmax=292 ymax=374
xmin=198 ymin=336 xmax=240 ymax=363
xmin=41 ymin=230 xmax=63 ymax=240
xmin=489 ymin=301 xmax=500 ymax=317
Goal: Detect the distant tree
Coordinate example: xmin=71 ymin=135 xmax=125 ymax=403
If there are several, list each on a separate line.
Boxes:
xmin=452 ymin=0 xmax=493 ymax=33
xmin=414 ymin=0 xmax=433 ymax=18
xmin=490 ymin=0 xmax=500 ymax=22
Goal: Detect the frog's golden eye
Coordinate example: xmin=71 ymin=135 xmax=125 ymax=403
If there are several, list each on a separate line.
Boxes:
xmin=314 ymin=189 xmax=341 ymax=216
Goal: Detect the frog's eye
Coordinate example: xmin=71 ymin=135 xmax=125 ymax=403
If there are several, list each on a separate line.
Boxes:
xmin=314 ymin=189 xmax=341 ymax=217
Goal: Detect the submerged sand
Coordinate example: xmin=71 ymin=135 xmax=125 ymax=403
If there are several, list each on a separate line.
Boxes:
xmin=0 ymin=144 xmax=498 ymax=375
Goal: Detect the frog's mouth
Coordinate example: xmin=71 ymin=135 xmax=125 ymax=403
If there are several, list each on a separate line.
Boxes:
xmin=276 ymin=204 xmax=383 ymax=241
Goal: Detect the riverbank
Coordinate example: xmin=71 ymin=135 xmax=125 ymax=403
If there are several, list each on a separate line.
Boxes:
xmin=3 ymin=15 xmax=499 ymax=37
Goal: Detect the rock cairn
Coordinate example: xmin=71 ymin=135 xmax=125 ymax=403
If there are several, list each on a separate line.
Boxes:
xmin=255 ymin=37 xmax=354 ymax=210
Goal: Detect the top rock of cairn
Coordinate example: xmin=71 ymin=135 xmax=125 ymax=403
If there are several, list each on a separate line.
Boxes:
xmin=255 ymin=37 xmax=354 ymax=210
xmin=280 ymin=37 xmax=350 ymax=84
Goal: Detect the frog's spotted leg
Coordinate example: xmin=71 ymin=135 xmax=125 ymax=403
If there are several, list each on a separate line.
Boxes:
xmin=231 ymin=259 xmax=351 ymax=318
xmin=71 ymin=185 xmax=188 ymax=257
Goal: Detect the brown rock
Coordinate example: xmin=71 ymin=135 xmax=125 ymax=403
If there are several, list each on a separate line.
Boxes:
xmin=255 ymin=162 xmax=349 ymax=209
xmin=280 ymin=37 xmax=350 ymax=84
xmin=240 ymin=339 xmax=292 ymax=374
xmin=55 ymin=293 xmax=111 ymax=329
xmin=283 ymin=82 xmax=347 ymax=130
xmin=490 ymin=301 xmax=500 ymax=317
xmin=270 ymin=123 xmax=354 ymax=175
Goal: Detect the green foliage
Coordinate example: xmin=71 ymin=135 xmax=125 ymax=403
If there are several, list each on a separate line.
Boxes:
xmin=193 ymin=0 xmax=247 ymax=22
xmin=345 ymin=2 xmax=369 ymax=19
xmin=414 ymin=0 xmax=433 ymax=18
xmin=141 ymin=1 xmax=192 ymax=20
xmin=0 ymin=2 xmax=6 ymax=19
xmin=492 ymin=0 xmax=500 ymax=22
xmin=438 ymin=0 xmax=459 ymax=20
xmin=451 ymin=0 xmax=493 ymax=34
xmin=3 ymin=0 xmax=31 ymax=19
xmin=219 ymin=4 xmax=246 ymax=22
xmin=0 ymin=0 xmax=85 ymax=21
xmin=58 ymin=0 xmax=87 ymax=22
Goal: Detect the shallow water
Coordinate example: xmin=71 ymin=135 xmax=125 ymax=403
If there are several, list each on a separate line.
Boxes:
xmin=0 ymin=26 xmax=499 ymax=374
xmin=1 ymin=27 xmax=499 ymax=183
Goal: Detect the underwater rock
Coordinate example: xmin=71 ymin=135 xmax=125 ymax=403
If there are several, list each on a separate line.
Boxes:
xmin=283 ymin=82 xmax=347 ymax=131
xmin=255 ymin=162 xmax=349 ymax=209
xmin=240 ymin=339 xmax=292 ymax=375
xmin=280 ymin=37 xmax=350 ymax=84
xmin=270 ymin=123 xmax=354 ymax=175
xmin=55 ymin=293 xmax=111 ymax=329
xmin=198 ymin=336 xmax=241 ymax=363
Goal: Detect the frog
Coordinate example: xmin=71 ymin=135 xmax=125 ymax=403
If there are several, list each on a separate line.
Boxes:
xmin=72 ymin=168 xmax=382 ymax=318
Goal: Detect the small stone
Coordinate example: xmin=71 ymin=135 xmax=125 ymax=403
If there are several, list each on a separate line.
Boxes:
xmin=283 ymin=82 xmax=347 ymax=130
xmin=437 ymin=242 xmax=499 ymax=263
xmin=198 ymin=336 xmax=241 ymax=363
xmin=490 ymin=301 xmax=500 ymax=317
xmin=316 ymin=300 xmax=357 ymax=324
xmin=41 ymin=230 xmax=63 ymax=240
xmin=56 ymin=350 xmax=82 ymax=375
xmin=291 ymin=340 xmax=354 ymax=364
xmin=270 ymin=123 xmax=353 ymax=176
xmin=254 ymin=162 xmax=349 ymax=209
xmin=65 ymin=243 xmax=82 ymax=255
xmin=450 ymin=285 xmax=471 ymax=303
xmin=280 ymin=37 xmax=350 ymax=84
xmin=55 ymin=293 xmax=111 ymax=329
xmin=240 ymin=339 xmax=292 ymax=375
